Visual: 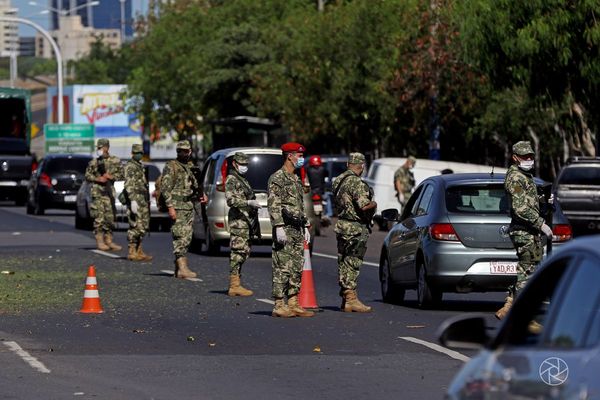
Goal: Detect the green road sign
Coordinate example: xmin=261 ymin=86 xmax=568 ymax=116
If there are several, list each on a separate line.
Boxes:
xmin=44 ymin=123 xmax=95 ymax=154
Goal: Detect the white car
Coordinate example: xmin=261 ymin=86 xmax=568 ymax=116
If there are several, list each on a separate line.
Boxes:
xmin=75 ymin=163 xmax=170 ymax=231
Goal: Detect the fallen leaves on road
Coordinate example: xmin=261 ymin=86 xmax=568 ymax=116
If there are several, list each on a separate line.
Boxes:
xmin=132 ymin=329 xmax=146 ymax=334
xmin=313 ymin=346 xmax=322 ymax=353
xmin=208 ymin=342 xmax=216 ymax=347
xmin=1 ymin=271 xmax=15 ymax=275
xmin=187 ymin=336 xmax=195 ymax=342
xmin=406 ymin=325 xmax=426 ymax=329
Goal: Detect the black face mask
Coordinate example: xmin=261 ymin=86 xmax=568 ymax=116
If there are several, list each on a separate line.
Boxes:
xmin=177 ymin=152 xmax=191 ymax=162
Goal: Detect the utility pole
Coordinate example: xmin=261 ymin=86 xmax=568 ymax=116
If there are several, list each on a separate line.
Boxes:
xmin=317 ymin=0 xmax=325 ymax=12
xmin=119 ymin=0 xmax=126 ymax=41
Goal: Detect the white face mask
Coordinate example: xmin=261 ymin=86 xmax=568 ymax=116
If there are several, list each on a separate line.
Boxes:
xmin=97 ymin=149 xmax=104 ymax=157
xmin=519 ymin=160 xmax=535 ymax=171
xmin=238 ymin=165 xmax=248 ymax=175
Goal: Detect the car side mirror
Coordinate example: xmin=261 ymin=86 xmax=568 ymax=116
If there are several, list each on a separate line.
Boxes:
xmin=381 ymin=208 xmax=400 ymax=222
xmin=437 ymin=315 xmax=491 ymax=350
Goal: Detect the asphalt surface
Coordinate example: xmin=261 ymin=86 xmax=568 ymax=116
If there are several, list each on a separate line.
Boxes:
xmin=0 ymin=204 xmax=506 ymax=399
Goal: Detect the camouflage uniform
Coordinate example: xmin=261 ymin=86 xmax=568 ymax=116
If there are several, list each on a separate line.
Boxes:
xmin=85 ymin=139 xmax=124 ymax=236
xmin=505 ymin=144 xmax=544 ymax=297
xmin=226 ymin=153 xmax=255 ymax=276
xmin=124 ymin=144 xmax=150 ymax=245
xmin=268 ymin=166 xmax=307 ymax=299
xmin=393 ymin=156 xmax=416 ymax=206
xmin=333 ymin=153 xmax=374 ymax=313
xmin=160 ymin=143 xmax=199 ymax=260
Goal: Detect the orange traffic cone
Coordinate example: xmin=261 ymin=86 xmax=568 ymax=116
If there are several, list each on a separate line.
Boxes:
xmin=298 ymin=240 xmax=319 ymax=309
xmin=80 ymin=265 xmax=104 ymax=314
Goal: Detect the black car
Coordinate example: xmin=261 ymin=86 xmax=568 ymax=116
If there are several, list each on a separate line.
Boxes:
xmin=439 ymin=235 xmax=600 ymax=399
xmin=26 ymin=154 xmax=92 ymax=215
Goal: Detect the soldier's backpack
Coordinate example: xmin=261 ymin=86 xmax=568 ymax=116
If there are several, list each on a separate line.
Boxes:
xmin=154 ymin=174 xmax=169 ymax=212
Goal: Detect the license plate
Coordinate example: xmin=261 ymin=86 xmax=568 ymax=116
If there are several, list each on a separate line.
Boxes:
xmin=64 ymin=195 xmax=77 ymax=203
xmin=490 ymin=261 xmax=517 ymax=274
xmin=258 ymin=207 xmax=269 ymax=219
xmin=313 ymin=204 xmax=323 ymax=213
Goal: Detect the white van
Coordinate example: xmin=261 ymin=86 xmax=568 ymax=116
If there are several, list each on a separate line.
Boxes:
xmin=364 ymin=157 xmax=508 ymax=218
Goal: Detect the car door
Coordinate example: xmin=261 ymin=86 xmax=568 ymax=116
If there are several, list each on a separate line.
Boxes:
xmin=194 ymin=156 xmax=217 ymax=241
xmin=480 ymin=254 xmax=600 ymax=399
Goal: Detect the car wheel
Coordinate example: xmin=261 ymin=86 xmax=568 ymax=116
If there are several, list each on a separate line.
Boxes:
xmin=380 ymin=254 xmax=405 ymax=304
xmin=15 ymin=193 xmax=27 ymax=207
xmin=416 ymin=263 xmax=442 ymax=309
xmin=34 ymin=196 xmax=45 ymax=215
xmin=75 ymin=205 xmax=93 ymax=230
xmin=203 ymin=227 xmax=220 ymax=255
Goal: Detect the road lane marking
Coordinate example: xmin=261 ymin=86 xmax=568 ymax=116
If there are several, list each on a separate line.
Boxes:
xmin=312 ymin=252 xmax=379 ymax=267
xmin=399 ymin=336 xmax=470 ymax=363
xmin=257 ymin=298 xmax=275 ymax=305
xmin=159 ymin=270 xmax=203 ymax=282
xmin=90 ymin=250 xmax=121 ymax=259
xmin=3 ymin=341 xmax=51 ymax=374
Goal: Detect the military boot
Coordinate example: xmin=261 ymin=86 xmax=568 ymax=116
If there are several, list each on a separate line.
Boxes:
xmin=136 ymin=243 xmax=153 ymax=262
xmin=175 ymin=257 xmax=197 ymax=279
xmin=127 ymin=243 xmax=143 ymax=261
xmin=95 ymin=232 xmax=110 ymax=251
xmin=104 ymin=233 xmax=122 ymax=251
xmin=495 ymin=296 xmax=513 ymax=320
xmin=342 ymin=289 xmax=372 ymax=313
xmin=288 ymin=294 xmax=315 ymax=317
xmin=271 ymin=298 xmax=295 ymax=318
xmin=228 ymin=274 xmax=253 ymax=297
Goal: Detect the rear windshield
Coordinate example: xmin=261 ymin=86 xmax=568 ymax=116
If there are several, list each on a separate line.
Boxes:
xmin=0 ymin=137 xmax=29 ymax=155
xmin=226 ymin=153 xmax=282 ymax=192
xmin=329 ymin=161 xmax=347 ymax=179
xmin=558 ymin=166 xmax=600 ymax=186
xmin=446 ymin=184 xmax=508 ymax=214
xmin=45 ymin=157 xmax=91 ymax=174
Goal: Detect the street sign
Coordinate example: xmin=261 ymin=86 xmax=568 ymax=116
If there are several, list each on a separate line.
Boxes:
xmin=44 ymin=123 xmax=95 ymax=154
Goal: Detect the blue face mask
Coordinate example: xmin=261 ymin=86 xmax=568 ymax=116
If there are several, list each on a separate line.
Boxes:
xmin=294 ymin=157 xmax=305 ymax=169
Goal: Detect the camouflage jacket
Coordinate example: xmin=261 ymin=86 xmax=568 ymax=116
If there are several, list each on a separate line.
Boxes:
xmin=226 ymin=169 xmax=255 ymax=222
xmin=85 ymin=155 xmax=124 ymax=198
xmin=393 ymin=166 xmax=415 ymax=196
xmin=160 ymin=159 xmax=199 ymax=210
xmin=124 ymin=159 xmax=149 ymax=206
xmin=333 ymin=169 xmax=372 ymax=223
xmin=267 ymin=167 xmax=306 ymax=227
xmin=505 ymin=164 xmax=544 ymax=232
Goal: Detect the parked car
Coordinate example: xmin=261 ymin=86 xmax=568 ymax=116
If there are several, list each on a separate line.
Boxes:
xmin=553 ymin=156 xmax=600 ymax=236
xmin=365 ymin=158 xmax=508 ymax=229
xmin=192 ymin=147 xmax=317 ymax=254
xmin=26 ymin=153 xmax=91 ymax=215
xmin=75 ymin=163 xmax=170 ymax=231
xmin=378 ymin=173 xmax=572 ymax=308
xmin=438 ymin=235 xmax=600 ymax=400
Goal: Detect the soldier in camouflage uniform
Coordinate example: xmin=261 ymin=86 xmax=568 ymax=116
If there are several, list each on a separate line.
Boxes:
xmin=225 ymin=152 xmax=260 ymax=296
xmin=333 ymin=152 xmax=377 ymax=313
xmin=85 ymin=138 xmax=124 ymax=251
xmin=495 ymin=141 xmax=553 ymax=320
xmin=393 ymin=156 xmax=416 ymax=208
xmin=268 ymin=142 xmax=313 ymax=318
xmin=124 ymin=144 xmax=152 ymax=262
xmin=161 ymin=140 xmax=204 ymax=279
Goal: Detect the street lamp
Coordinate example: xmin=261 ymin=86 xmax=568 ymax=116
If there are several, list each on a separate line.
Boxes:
xmin=28 ymin=1 xmax=99 ymax=19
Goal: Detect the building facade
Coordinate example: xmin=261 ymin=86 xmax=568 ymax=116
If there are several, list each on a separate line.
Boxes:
xmin=0 ymin=0 xmax=18 ymax=57
xmin=50 ymin=0 xmax=133 ymax=38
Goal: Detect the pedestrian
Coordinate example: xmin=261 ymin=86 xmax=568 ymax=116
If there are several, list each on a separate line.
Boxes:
xmin=267 ymin=142 xmax=313 ymax=318
xmin=160 ymin=140 xmax=206 ymax=279
xmin=85 ymin=138 xmax=124 ymax=251
xmin=225 ymin=152 xmax=260 ymax=296
xmin=495 ymin=141 xmax=553 ymax=320
xmin=123 ymin=143 xmax=152 ymax=262
xmin=393 ymin=156 xmax=416 ymax=209
xmin=333 ymin=152 xmax=377 ymax=312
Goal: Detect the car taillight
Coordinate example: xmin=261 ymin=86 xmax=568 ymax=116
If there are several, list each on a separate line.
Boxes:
xmin=214 ymin=221 xmax=225 ymax=229
xmin=430 ymin=223 xmax=460 ymax=241
xmin=216 ymin=159 xmax=228 ymax=192
xmin=31 ymin=161 xmax=38 ymax=172
xmin=312 ymin=194 xmax=321 ymax=201
xmin=552 ymin=224 xmax=572 ymax=242
xmin=39 ymin=172 xmax=52 ymax=187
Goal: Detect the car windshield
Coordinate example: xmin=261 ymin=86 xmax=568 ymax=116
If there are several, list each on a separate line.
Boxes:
xmin=446 ymin=184 xmax=508 ymax=214
xmin=45 ymin=157 xmax=90 ymax=174
xmin=558 ymin=166 xmax=600 ymax=186
xmin=226 ymin=153 xmax=282 ymax=192
xmin=329 ymin=161 xmax=347 ymax=179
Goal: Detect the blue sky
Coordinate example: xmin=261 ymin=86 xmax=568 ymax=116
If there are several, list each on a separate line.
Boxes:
xmin=13 ymin=0 xmax=146 ymax=36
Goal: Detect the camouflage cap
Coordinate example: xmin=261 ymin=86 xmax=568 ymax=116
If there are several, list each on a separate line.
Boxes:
xmin=512 ymin=141 xmax=534 ymax=156
xmin=96 ymin=138 xmax=109 ymax=148
xmin=233 ymin=152 xmax=249 ymax=164
xmin=176 ymin=140 xmax=191 ymax=151
xmin=131 ymin=144 xmax=143 ymax=153
xmin=348 ymin=152 xmax=366 ymax=164
xmin=408 ymin=155 xmax=417 ymax=163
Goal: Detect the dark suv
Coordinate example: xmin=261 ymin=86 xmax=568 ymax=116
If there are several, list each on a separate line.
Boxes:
xmin=554 ymin=157 xmax=600 ymax=235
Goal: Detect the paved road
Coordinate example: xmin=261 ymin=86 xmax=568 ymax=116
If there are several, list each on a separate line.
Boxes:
xmin=0 ymin=204 xmax=505 ymax=399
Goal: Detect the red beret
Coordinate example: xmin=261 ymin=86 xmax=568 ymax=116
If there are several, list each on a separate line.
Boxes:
xmin=281 ymin=142 xmax=306 ymax=153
